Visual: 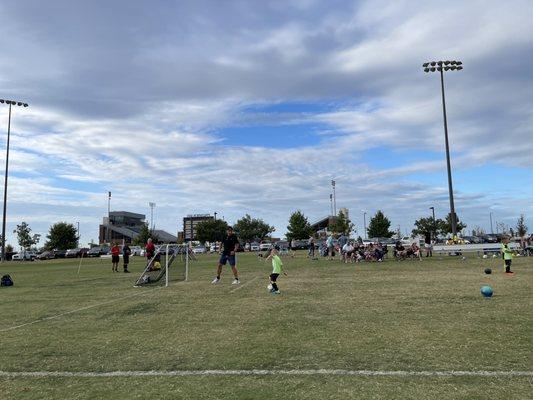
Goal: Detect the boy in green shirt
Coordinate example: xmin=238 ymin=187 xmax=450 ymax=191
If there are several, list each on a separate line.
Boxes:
xmin=266 ymin=246 xmax=287 ymax=294
xmin=501 ymin=236 xmax=515 ymax=275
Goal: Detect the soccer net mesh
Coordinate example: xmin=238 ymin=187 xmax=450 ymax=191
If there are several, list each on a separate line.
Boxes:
xmin=134 ymin=244 xmax=191 ymax=286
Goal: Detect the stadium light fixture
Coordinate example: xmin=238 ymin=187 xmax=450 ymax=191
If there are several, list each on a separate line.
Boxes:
xmin=0 ymin=98 xmax=29 ymax=262
xmin=422 ymin=60 xmax=463 ymax=238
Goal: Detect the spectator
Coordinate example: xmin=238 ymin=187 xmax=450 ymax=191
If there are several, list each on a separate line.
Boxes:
xmin=308 ymin=235 xmax=316 ymax=258
xmin=111 ymin=242 xmax=120 ymax=272
xmin=122 ymin=243 xmax=131 ymax=273
xmin=342 ymin=241 xmax=354 ymax=263
xmin=338 ymin=234 xmax=348 ymax=260
xmin=326 ymin=233 xmax=334 ymax=261
xmin=394 ymin=241 xmax=406 ymax=260
xmin=146 ymin=238 xmax=156 ymax=260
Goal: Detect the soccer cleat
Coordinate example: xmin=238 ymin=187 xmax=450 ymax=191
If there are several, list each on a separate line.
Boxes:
xmin=211 ymin=277 xmax=220 ymax=284
xmin=231 ymin=279 xmax=240 ymax=285
xmin=505 ymin=271 xmax=515 ymax=275
xmin=273 ymin=290 xmax=281 ymax=294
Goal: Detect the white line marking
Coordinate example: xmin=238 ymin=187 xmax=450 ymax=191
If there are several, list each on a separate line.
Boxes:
xmin=230 ymin=276 xmax=259 ymax=293
xmin=0 ymin=287 xmax=163 ymax=333
xmin=0 ymin=369 xmax=531 ymax=378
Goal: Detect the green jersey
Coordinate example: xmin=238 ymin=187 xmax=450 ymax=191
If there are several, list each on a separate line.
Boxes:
xmin=501 ymin=243 xmax=513 ymax=260
xmin=272 ymin=255 xmax=283 ymax=274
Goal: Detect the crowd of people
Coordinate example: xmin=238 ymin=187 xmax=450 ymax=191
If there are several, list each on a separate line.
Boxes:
xmin=306 ymin=233 xmax=424 ymax=263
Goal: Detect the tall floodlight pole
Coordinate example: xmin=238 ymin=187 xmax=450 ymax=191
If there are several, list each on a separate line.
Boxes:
xmin=77 ymin=221 xmax=80 ymax=247
xmin=107 ymin=191 xmax=111 ymax=244
xmin=0 ymin=99 xmax=29 ymax=262
xmin=362 ymin=211 xmax=367 ymax=239
xmin=423 ymin=60 xmax=463 ymax=238
xmin=329 ymin=194 xmax=334 ymax=216
xmin=489 ymin=212 xmax=494 ymax=234
xmin=331 ymin=180 xmax=337 ymax=216
xmin=429 ymin=206 xmax=436 ymax=241
xmin=149 ymin=202 xmax=156 ymax=232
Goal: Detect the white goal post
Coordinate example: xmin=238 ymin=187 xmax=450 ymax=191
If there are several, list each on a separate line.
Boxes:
xmin=135 ymin=244 xmax=190 ymax=287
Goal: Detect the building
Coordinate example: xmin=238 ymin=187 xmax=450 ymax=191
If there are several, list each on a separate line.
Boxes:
xmin=99 ymin=211 xmax=177 ymax=244
xmin=183 ymin=214 xmax=214 ymax=242
xmin=310 ymin=215 xmax=338 ymax=235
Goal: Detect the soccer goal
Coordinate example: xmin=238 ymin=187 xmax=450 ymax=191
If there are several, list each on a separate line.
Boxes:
xmin=134 ymin=244 xmax=190 ymax=287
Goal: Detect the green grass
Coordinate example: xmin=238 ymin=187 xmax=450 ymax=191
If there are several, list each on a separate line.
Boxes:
xmin=0 ymin=253 xmax=531 ymax=399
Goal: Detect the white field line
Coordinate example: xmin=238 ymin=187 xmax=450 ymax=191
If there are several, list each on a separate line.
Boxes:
xmin=0 ymin=287 xmax=163 ymax=333
xmin=0 ymin=369 xmax=531 ymax=378
xmin=229 ymin=276 xmax=259 ymax=293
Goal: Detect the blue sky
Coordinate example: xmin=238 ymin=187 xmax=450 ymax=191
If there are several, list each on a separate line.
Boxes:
xmin=0 ymin=0 xmax=531 ymax=247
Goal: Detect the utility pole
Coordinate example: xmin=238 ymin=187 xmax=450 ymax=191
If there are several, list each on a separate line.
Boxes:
xmin=149 ymin=202 xmax=156 ymax=232
xmin=423 ymin=60 xmax=463 ymax=238
xmin=331 ymin=180 xmax=337 ymax=216
xmin=107 ymin=191 xmax=111 ymax=244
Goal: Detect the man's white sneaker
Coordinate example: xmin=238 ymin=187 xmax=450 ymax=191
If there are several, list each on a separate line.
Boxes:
xmin=231 ymin=279 xmax=240 ymax=285
xmin=211 ymin=277 xmax=220 ymax=284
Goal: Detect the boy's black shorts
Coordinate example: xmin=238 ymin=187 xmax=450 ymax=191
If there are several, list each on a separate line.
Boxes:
xmin=270 ymin=273 xmax=279 ymax=282
xmin=505 ymin=259 xmax=512 ymax=267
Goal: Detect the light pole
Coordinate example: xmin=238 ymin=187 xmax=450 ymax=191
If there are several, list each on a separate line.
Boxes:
xmin=107 ymin=191 xmax=111 ymax=244
xmin=423 ymin=60 xmax=463 ymax=238
xmin=214 ymin=211 xmax=217 ymax=221
xmin=149 ymin=202 xmax=156 ymax=232
xmin=329 ymin=194 xmax=334 ymax=216
xmin=77 ymin=221 xmax=80 ymax=247
xmin=489 ymin=212 xmax=494 ymax=234
xmin=1 ymin=99 xmax=29 ymax=262
xmin=429 ymin=206 xmax=436 ymax=241
xmin=331 ymin=180 xmax=337 ymax=216
xmin=362 ymin=210 xmax=367 ymax=239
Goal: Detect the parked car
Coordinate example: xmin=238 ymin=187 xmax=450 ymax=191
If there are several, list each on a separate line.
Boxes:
xmin=244 ymin=243 xmax=251 ymax=251
xmin=36 ymin=250 xmax=55 ymax=260
xmin=250 ymin=242 xmax=260 ymax=251
xmin=53 ymin=249 xmax=67 ymax=258
xmin=130 ymin=246 xmax=142 ymax=256
xmin=259 ymin=242 xmax=272 ymax=251
xmin=12 ymin=250 xmax=36 ymax=261
xmin=209 ymin=243 xmax=220 ymax=253
xmin=65 ymin=248 xmax=89 ymax=258
xmin=87 ymin=246 xmax=109 ymax=257
xmin=291 ymin=240 xmax=309 ymax=250
xmin=275 ymin=241 xmax=289 ymax=250
xmin=192 ymin=246 xmax=207 ymax=254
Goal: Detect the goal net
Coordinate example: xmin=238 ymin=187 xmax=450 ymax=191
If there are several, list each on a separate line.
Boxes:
xmin=134 ymin=244 xmax=190 ymax=286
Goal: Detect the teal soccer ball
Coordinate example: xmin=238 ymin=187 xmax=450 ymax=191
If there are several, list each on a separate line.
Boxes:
xmin=480 ymin=285 xmax=493 ymax=298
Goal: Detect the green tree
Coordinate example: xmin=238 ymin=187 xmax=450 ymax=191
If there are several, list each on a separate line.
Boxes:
xmin=196 ymin=219 xmax=229 ymax=244
xmin=441 ymin=213 xmax=467 ymax=235
xmin=234 ymin=214 xmax=275 ymax=243
xmin=367 ymin=210 xmax=394 ymax=238
xmin=14 ymin=222 xmax=40 ymax=250
xmin=286 ymin=211 xmax=313 ymax=241
xmin=411 ymin=217 xmax=443 ymax=238
xmin=45 ymin=222 xmax=78 ymax=250
xmin=5 ymin=244 xmax=13 ymax=253
xmin=516 ymin=214 xmax=528 ymax=238
xmin=133 ymin=223 xmax=160 ymax=245
xmin=330 ymin=210 xmax=354 ymax=236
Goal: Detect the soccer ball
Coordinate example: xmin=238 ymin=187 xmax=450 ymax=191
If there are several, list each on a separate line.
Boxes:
xmin=492 ymin=254 xmax=497 ymax=258
xmin=480 ymin=285 xmax=493 ymax=298
xmin=461 ymin=256 xmax=466 ymax=260
xmin=267 ymin=284 xmax=273 ymax=291
xmin=482 ymin=254 xmax=488 ymax=259
xmin=484 ymin=268 xmax=492 ymax=274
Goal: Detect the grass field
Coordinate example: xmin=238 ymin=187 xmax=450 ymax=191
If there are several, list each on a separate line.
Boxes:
xmin=0 ymin=252 xmax=531 ymax=399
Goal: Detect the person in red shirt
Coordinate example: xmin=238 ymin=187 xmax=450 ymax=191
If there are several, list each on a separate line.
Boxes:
xmin=111 ymin=242 xmax=120 ymax=272
xmin=145 ymin=238 xmax=155 ymax=260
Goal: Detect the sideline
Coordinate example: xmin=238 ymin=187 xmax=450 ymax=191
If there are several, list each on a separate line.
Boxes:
xmin=0 ymin=369 xmax=531 ymax=378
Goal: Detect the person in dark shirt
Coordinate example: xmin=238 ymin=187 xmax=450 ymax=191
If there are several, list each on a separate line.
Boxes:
xmin=122 ymin=244 xmax=131 ymax=273
xmin=212 ymin=226 xmax=240 ymax=285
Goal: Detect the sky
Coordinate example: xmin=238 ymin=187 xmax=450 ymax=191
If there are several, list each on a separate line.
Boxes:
xmin=0 ymin=0 xmax=531 ymax=247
